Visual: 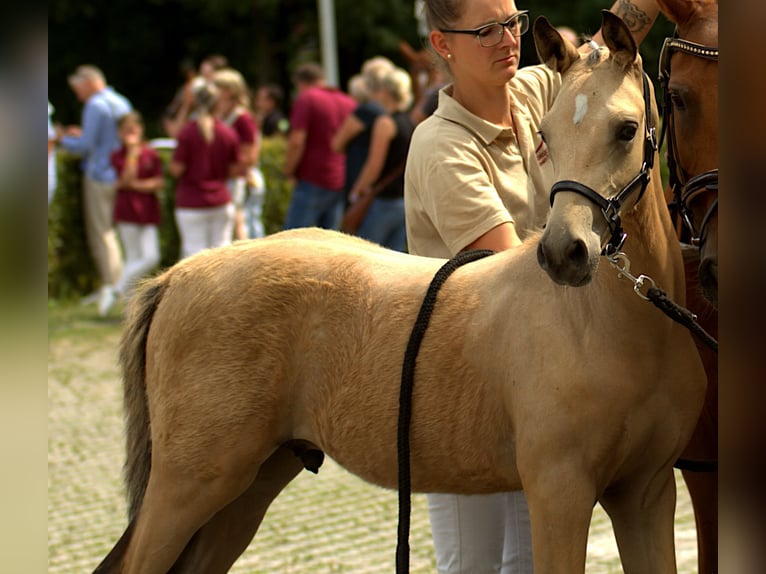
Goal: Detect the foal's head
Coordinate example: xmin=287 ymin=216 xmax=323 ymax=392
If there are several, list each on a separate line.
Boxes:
xmin=534 ymin=11 xmax=658 ymax=287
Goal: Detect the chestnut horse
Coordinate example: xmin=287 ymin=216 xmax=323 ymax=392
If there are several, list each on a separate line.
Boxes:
xmin=94 ymin=13 xmax=705 ymax=574
xmin=656 ymin=1 xmax=719 ymax=572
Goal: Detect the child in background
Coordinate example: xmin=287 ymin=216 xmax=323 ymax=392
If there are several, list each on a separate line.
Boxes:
xmin=106 ymin=111 xmax=163 ymax=315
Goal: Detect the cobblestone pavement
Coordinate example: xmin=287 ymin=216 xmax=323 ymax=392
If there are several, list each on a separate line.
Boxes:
xmin=48 ymin=315 xmax=698 ymax=573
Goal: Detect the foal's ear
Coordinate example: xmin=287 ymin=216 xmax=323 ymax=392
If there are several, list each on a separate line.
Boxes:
xmin=600 ymin=10 xmax=638 ymax=69
xmin=533 ymin=16 xmax=580 ymax=74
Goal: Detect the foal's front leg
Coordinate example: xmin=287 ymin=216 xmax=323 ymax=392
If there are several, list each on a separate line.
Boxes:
xmin=522 ymin=460 xmax=596 ymax=573
xmin=599 ymin=467 xmax=678 ymax=574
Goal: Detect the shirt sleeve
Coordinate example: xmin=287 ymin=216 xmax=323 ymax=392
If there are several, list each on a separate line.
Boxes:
xmin=288 ymin=93 xmax=311 ymax=132
xmin=60 ymin=98 xmax=106 ymax=155
xmin=412 ymin=129 xmax=511 ymax=256
xmin=233 ymin=113 xmax=257 ymax=144
xmin=510 ymin=64 xmax=562 ymax=122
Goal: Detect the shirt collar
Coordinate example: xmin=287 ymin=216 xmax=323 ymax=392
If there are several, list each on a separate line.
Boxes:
xmin=433 ymin=84 xmax=516 ymax=145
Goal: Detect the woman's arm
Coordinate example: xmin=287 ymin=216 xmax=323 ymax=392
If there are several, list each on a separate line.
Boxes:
xmin=588 ymin=0 xmax=660 ymax=48
xmin=283 ymin=128 xmax=307 ymax=179
xmin=461 ymin=222 xmax=522 ymax=252
xmin=169 ymin=160 xmax=185 ymax=179
xmin=348 ymin=115 xmax=395 ymax=202
xmin=332 ymin=113 xmax=365 ymax=153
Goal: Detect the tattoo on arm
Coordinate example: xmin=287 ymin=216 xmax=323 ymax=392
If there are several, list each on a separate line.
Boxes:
xmin=614 ymin=0 xmax=651 ymax=34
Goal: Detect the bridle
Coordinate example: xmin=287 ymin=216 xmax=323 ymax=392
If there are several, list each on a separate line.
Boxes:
xmin=549 ymin=72 xmax=658 ymax=256
xmin=658 ymin=34 xmax=719 ymax=248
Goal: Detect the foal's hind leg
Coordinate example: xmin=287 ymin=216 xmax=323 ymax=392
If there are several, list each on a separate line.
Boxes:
xmin=170 ymin=446 xmax=305 ymax=573
xmin=121 ymin=443 xmax=276 ymax=574
xmin=600 ymin=468 xmax=678 ymax=573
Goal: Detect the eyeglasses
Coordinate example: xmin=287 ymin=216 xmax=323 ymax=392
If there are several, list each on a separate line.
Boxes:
xmin=439 ymin=11 xmax=529 ymax=48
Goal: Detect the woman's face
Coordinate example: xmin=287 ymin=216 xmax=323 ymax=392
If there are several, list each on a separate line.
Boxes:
xmin=433 ymin=0 xmax=523 ymax=88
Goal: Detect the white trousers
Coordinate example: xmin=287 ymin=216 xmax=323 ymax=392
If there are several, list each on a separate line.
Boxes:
xmin=428 ymin=490 xmax=533 ymax=573
xmin=175 ymin=203 xmax=234 ymax=259
xmin=115 ymin=223 xmax=160 ymax=296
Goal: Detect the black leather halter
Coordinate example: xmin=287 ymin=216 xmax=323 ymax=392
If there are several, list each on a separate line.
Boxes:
xmin=549 ymin=72 xmax=658 ymax=256
xmin=658 ymin=34 xmax=719 ymax=247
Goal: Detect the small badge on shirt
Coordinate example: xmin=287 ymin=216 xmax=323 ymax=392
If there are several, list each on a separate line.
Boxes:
xmin=535 ymin=138 xmax=549 ymax=165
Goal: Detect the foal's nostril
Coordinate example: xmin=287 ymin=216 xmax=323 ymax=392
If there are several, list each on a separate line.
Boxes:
xmin=537 ymin=242 xmax=548 ymax=268
xmin=565 ymin=239 xmax=588 ymax=267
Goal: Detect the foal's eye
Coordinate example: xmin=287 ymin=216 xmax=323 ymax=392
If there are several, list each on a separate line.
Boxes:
xmin=617 ymin=122 xmax=638 ymax=142
xmin=537 ymin=130 xmax=547 ymax=143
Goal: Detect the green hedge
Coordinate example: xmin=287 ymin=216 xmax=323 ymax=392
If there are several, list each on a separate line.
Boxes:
xmin=47 ymin=137 xmax=293 ymax=301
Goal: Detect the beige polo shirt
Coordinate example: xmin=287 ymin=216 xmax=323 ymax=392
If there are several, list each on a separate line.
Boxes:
xmin=404 ymin=64 xmax=561 ymax=258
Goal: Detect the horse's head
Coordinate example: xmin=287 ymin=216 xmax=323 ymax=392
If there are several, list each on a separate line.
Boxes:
xmin=657 ymin=0 xmax=718 ymax=306
xmin=534 ymin=12 xmax=658 ymax=287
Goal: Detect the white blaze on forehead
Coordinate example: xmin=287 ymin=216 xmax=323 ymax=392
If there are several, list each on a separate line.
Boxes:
xmin=573 ymin=93 xmax=588 ymax=125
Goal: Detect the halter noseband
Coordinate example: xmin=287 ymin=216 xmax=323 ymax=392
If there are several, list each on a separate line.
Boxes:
xmin=658 ymin=35 xmax=719 ymax=247
xmin=549 ymin=72 xmax=657 ymax=256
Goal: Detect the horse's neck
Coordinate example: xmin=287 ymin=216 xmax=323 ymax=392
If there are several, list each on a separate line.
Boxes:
xmin=624 ymin=174 xmax=686 ymax=301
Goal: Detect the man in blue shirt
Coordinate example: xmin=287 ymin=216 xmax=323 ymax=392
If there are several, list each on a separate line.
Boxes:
xmin=59 ymin=65 xmax=132 ymax=316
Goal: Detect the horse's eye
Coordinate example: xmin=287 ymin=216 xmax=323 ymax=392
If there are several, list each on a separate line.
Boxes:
xmin=670 ymin=92 xmax=686 ymax=111
xmin=618 ymin=122 xmax=638 ymax=142
xmin=537 ymin=130 xmax=547 ymax=143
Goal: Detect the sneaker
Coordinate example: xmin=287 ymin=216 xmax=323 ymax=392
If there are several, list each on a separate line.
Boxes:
xmin=80 ymin=290 xmax=101 ymax=305
xmin=98 ymin=286 xmax=117 ymax=317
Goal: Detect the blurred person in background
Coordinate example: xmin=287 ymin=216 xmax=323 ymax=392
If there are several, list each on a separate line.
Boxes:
xmin=169 ymin=82 xmax=240 ymax=258
xmin=108 ymin=111 xmax=163 ymax=314
xmin=58 ymin=64 xmax=132 ymax=314
xmin=254 ymin=83 xmax=288 ymax=137
xmin=282 ymin=63 xmax=356 ymax=230
xmin=346 ymin=66 xmax=414 ymax=252
xmin=214 ymin=67 xmax=266 ymax=239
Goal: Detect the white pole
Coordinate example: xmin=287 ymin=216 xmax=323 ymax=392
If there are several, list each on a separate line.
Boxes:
xmin=317 ymin=0 xmax=340 ymax=87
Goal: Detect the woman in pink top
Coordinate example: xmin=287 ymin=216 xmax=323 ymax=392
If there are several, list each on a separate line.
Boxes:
xmin=169 ymin=82 xmax=241 ymax=259
xmin=213 ymin=68 xmax=266 ymax=240
xmin=107 ymin=111 xmax=163 ymax=315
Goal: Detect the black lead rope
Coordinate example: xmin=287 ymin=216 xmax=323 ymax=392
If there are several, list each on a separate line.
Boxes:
xmin=645 ymin=287 xmax=718 ymax=353
xmin=396 ymin=249 xmax=495 ymax=574
xmin=645 ymin=287 xmax=718 ymax=473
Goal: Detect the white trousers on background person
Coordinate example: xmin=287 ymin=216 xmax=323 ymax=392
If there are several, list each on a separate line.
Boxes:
xmin=115 ymin=223 xmax=160 ymax=297
xmin=175 ymin=203 xmax=235 ymax=259
xmin=427 ymin=490 xmax=533 ymax=574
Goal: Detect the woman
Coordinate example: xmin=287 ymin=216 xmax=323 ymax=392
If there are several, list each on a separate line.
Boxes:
xmin=169 ymin=82 xmax=240 ymax=259
xmin=109 ymin=111 xmax=163 ymax=314
xmin=332 ymin=57 xmax=394 ymax=207
xmin=346 ymin=66 xmax=415 ymax=252
xmin=403 ymin=0 xmax=660 ymax=572
xmin=213 ymin=67 xmax=267 ymax=239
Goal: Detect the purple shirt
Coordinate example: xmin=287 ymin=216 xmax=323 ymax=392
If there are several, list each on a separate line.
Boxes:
xmin=172 ymin=119 xmax=239 ymax=208
xmin=111 ymin=144 xmax=163 ymax=224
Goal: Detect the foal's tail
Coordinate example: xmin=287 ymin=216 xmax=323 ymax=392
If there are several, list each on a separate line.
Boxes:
xmin=120 ymin=275 xmax=168 ymax=520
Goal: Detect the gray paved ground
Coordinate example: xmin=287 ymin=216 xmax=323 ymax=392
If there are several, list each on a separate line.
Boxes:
xmin=48 ymin=312 xmax=698 ymax=573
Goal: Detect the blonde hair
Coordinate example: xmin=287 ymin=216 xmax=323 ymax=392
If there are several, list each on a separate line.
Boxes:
xmin=212 ymin=68 xmax=251 ymax=109
xmin=347 ymin=74 xmax=370 ymax=103
xmin=193 ymin=82 xmax=219 ymax=143
xmin=361 ymin=56 xmax=395 ymax=93
xmin=380 ymin=67 xmax=414 ymax=112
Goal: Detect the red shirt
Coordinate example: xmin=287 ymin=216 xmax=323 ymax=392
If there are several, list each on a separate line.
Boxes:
xmin=111 ymin=144 xmax=163 ymax=225
xmin=227 ymin=109 xmax=259 ymax=146
xmin=289 ymin=86 xmax=356 ymax=191
xmin=172 ymin=119 xmax=240 ymax=208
